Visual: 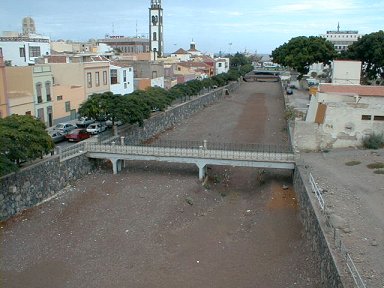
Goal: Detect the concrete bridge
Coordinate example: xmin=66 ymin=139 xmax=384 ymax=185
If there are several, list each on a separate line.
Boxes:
xmin=60 ymin=139 xmax=295 ymax=180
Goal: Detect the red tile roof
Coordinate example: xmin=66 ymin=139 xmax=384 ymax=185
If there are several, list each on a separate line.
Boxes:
xmin=172 ymin=48 xmax=188 ymax=54
xmin=319 ymin=84 xmax=384 ymax=97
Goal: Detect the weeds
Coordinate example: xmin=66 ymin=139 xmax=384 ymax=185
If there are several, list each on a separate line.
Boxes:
xmin=362 ymin=133 xmax=384 ymax=149
xmin=345 ymin=161 xmax=361 ymax=166
xmin=367 ymin=162 xmax=384 ymax=169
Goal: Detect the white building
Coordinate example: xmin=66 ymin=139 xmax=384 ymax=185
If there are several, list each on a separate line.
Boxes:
xmin=170 ymin=48 xmax=191 ymax=62
xmin=110 ymin=63 xmax=134 ymax=95
xmin=1 ymin=17 xmax=51 ymax=66
xmin=298 ymin=84 xmax=384 ymax=149
xmin=0 ymin=32 xmax=50 ymax=66
xmin=320 ymin=25 xmax=363 ymax=52
xmin=331 ymin=60 xmax=361 ymax=84
xmin=215 ymin=58 xmax=229 ymax=75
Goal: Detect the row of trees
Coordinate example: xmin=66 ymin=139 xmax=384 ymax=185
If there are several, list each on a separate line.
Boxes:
xmin=271 ymin=30 xmax=384 ymax=83
xmin=0 ymin=56 xmax=254 ymax=176
xmin=78 ymin=59 xmax=253 ymax=127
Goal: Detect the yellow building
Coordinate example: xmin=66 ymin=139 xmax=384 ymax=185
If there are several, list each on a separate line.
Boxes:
xmin=47 ymin=60 xmax=110 ymax=123
xmin=4 ymin=65 xmax=53 ymax=126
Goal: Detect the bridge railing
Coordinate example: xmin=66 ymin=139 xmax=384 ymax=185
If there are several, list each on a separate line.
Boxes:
xmin=85 ymin=140 xmax=294 ymax=162
xmin=137 ymin=140 xmax=293 ymax=153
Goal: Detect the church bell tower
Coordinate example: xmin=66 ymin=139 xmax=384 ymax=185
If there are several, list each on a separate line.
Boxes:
xmin=149 ymin=0 xmax=164 ymax=60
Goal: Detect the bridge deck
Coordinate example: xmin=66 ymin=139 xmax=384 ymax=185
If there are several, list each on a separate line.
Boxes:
xmin=82 ymin=141 xmax=295 ymax=179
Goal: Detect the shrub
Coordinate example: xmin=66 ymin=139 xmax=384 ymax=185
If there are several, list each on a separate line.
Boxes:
xmin=366 ymin=162 xmax=384 ymax=169
xmin=345 ymin=160 xmax=361 ymax=166
xmin=362 ymin=133 xmax=384 ymax=149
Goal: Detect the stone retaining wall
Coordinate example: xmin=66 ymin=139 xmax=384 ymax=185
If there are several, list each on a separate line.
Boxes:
xmin=294 ymin=167 xmax=346 ymax=287
xmin=0 ymin=155 xmax=97 ymax=221
xmin=0 ymin=82 xmax=240 ymax=221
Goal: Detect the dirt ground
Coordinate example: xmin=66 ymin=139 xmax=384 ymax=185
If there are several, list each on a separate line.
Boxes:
xmin=286 ymin=87 xmax=384 ymax=287
xmin=0 ymin=81 xmax=322 ymax=287
xmin=299 ymin=149 xmax=384 ymax=287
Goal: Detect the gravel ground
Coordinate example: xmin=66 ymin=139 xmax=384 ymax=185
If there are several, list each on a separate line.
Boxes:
xmin=287 ymin=87 xmax=384 ymax=287
xmin=298 ymin=149 xmax=384 ymax=288
xmin=0 ymin=81 xmax=322 ymax=288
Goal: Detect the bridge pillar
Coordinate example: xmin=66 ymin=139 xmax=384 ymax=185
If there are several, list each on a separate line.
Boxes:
xmin=196 ymin=162 xmax=207 ymax=181
xmin=111 ymin=158 xmax=122 ymax=174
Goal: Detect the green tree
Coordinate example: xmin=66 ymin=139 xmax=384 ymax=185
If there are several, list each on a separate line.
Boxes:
xmin=344 ymin=30 xmax=384 ymax=83
xmin=271 ymin=36 xmax=337 ymax=77
xmin=229 ymin=52 xmax=251 ymax=69
xmin=0 ymin=115 xmax=54 ymax=175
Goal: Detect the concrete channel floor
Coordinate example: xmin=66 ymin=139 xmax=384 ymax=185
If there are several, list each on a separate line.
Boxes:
xmin=0 ymin=81 xmax=323 ymax=287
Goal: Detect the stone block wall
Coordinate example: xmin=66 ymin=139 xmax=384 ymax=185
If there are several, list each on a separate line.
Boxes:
xmin=294 ymin=167 xmax=346 ymax=288
xmin=0 ymin=155 xmax=97 ymax=221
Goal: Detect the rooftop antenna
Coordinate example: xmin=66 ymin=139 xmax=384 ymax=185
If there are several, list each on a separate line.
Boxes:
xmin=337 ymin=22 xmax=340 ymax=32
xmin=136 ymin=20 xmax=138 ymax=38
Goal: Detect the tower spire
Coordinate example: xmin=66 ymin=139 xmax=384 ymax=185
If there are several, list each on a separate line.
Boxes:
xmin=149 ymin=0 xmax=164 ymax=60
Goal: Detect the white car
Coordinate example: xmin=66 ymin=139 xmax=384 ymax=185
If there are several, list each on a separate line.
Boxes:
xmin=76 ymin=117 xmax=95 ymax=127
xmin=86 ymin=123 xmax=106 ymax=135
xmin=54 ymin=123 xmax=77 ymax=134
xmin=105 ymin=120 xmax=123 ymax=128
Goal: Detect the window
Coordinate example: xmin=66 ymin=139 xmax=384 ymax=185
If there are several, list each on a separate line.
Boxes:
xmin=45 ymin=81 xmax=51 ymax=101
xmin=111 ymin=69 xmax=118 ymax=84
xmin=152 ymin=71 xmax=157 ymax=79
xmin=153 ymin=32 xmax=157 ymax=41
xmin=37 ymin=108 xmax=44 ymax=121
xmin=123 ymin=70 xmax=127 ymax=82
xmin=57 ymin=95 xmax=63 ymax=101
xmin=374 ymin=115 xmax=384 ymax=121
xmin=124 ymin=83 xmax=127 ymax=89
xmin=103 ymin=71 xmax=108 ymax=85
xmin=218 ymin=63 xmax=222 ymax=67
xmin=95 ymin=72 xmax=100 ymax=87
xmin=65 ymin=101 xmax=71 ymax=112
xmin=36 ymin=83 xmax=42 ymax=103
xmin=361 ymin=115 xmax=371 ymax=120
xmin=19 ymin=47 xmax=25 ymax=57
xmin=29 ymin=46 xmax=41 ymax=57
xmin=87 ymin=72 xmax=92 ymax=88
xmin=25 ymin=111 xmax=31 ymax=115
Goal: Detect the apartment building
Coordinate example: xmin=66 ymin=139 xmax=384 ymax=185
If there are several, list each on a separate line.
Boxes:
xmin=48 ymin=60 xmax=110 ymax=123
xmin=4 ymin=65 xmax=53 ymax=126
xmin=110 ymin=61 xmax=134 ymax=95
xmin=320 ymin=25 xmax=363 ymax=52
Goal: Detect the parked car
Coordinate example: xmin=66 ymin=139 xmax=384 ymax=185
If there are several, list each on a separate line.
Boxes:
xmin=76 ymin=117 xmax=95 ymax=128
xmin=65 ymin=129 xmax=91 ymax=142
xmin=86 ymin=123 xmax=106 ymax=135
xmin=49 ymin=131 xmax=65 ymax=143
xmin=105 ymin=119 xmax=123 ymax=128
xmin=54 ymin=123 xmax=77 ymax=134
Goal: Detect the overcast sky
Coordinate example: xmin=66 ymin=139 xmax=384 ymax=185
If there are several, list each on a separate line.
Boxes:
xmin=1 ymin=0 xmax=383 ymax=54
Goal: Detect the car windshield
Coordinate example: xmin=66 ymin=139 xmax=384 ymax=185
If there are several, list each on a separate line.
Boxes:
xmin=55 ymin=124 xmax=64 ymax=129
